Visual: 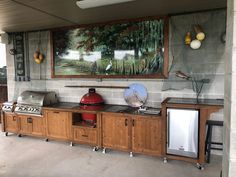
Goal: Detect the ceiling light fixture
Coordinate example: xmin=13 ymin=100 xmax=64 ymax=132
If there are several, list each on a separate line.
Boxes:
xmin=76 ymin=0 xmax=136 ymax=9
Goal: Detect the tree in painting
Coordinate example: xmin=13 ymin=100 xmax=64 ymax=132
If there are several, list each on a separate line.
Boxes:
xmin=52 ymin=19 xmax=165 ymax=77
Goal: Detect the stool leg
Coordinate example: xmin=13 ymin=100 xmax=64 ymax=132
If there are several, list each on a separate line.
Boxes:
xmin=205 ymin=125 xmax=210 ymax=155
xmin=206 ymin=125 xmax=213 ymax=163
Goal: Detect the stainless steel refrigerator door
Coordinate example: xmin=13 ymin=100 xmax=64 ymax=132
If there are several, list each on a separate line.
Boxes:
xmin=167 ymin=108 xmax=199 ymax=158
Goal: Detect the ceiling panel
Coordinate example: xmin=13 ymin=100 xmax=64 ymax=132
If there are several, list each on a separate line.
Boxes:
xmin=0 ymin=0 xmax=227 ymax=33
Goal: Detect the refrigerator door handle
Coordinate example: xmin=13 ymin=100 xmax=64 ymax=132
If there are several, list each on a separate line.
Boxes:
xmin=167 ymin=111 xmax=170 ymax=148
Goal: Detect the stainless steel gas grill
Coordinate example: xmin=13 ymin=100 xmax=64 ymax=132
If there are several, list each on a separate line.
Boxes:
xmin=2 ymin=102 xmax=15 ymax=112
xmin=14 ymin=91 xmax=58 ymax=115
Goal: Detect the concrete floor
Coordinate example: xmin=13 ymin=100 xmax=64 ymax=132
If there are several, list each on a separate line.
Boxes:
xmin=0 ymin=132 xmax=222 ymax=177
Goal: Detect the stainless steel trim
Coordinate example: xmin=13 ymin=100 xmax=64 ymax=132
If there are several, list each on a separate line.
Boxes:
xmin=15 ymin=112 xmax=43 ymax=117
xmin=167 ymin=111 xmax=170 ymax=148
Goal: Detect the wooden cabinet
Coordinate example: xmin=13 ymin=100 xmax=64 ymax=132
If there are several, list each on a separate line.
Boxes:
xmin=101 ymin=113 xmax=162 ymax=156
xmin=73 ymin=127 xmax=97 ymax=145
xmin=4 ymin=112 xmax=18 ymax=134
xmin=132 ymin=116 xmax=162 ymax=156
xmin=18 ymin=115 xmax=45 ymax=137
xmin=102 ymin=113 xmax=130 ymax=151
xmin=45 ymin=110 xmax=71 ymax=140
xmin=3 ymin=106 xmax=163 ymax=158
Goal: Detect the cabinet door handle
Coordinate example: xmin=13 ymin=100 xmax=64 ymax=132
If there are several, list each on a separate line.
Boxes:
xmin=125 ymin=119 xmax=128 ymax=126
xmin=27 ymin=118 xmax=32 ymax=123
xmin=132 ymin=119 xmax=135 ymax=126
xmin=53 ymin=111 xmax=59 ymax=114
xmin=13 ymin=116 xmax=16 ymax=121
xmin=82 ymin=135 xmax=88 ymax=137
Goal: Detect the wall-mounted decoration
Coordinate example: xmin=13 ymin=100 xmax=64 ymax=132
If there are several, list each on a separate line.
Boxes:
xmin=184 ymin=25 xmax=206 ymax=50
xmin=33 ymin=32 xmax=45 ymax=64
xmin=12 ymin=32 xmax=30 ymax=81
xmin=51 ymin=16 xmax=169 ymax=78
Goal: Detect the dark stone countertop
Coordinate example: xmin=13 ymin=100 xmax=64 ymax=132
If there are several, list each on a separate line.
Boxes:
xmin=166 ymin=98 xmax=224 ymax=106
xmin=43 ymin=102 xmax=161 ymax=116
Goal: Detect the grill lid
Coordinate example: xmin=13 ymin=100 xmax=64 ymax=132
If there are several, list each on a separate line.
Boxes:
xmin=80 ymin=88 xmax=104 ymax=105
xmin=17 ymin=90 xmax=58 ymax=106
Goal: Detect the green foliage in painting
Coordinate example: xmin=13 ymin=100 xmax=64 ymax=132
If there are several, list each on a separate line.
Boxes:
xmin=52 ymin=18 xmax=165 ymax=77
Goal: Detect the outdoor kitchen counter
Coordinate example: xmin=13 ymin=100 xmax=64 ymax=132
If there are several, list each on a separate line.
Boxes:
xmin=43 ymin=102 xmax=161 ymax=116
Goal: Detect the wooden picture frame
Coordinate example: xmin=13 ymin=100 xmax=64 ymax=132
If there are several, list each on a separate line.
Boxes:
xmin=51 ymin=16 xmax=169 ymax=79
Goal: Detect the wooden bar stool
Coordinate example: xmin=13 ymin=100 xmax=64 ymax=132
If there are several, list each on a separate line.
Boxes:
xmin=205 ymin=120 xmax=223 ymax=163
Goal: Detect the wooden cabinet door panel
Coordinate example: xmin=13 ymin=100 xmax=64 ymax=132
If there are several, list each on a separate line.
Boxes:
xmin=46 ymin=111 xmax=70 ymax=140
xmin=19 ymin=115 xmax=32 ymax=134
xmin=5 ymin=113 xmax=18 ymax=133
xmin=73 ymin=127 xmax=97 ymax=145
xmin=102 ymin=114 xmax=129 ymax=150
xmin=132 ymin=117 xmax=162 ymax=155
xmin=18 ymin=115 xmax=44 ymax=136
xmin=31 ymin=117 xmax=44 ymax=136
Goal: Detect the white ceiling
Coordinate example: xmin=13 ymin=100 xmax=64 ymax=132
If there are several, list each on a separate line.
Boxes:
xmin=0 ymin=0 xmax=227 ymax=33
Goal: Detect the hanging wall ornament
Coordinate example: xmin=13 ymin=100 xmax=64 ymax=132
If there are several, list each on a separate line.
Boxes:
xmin=184 ymin=32 xmax=192 ymax=45
xmin=194 ymin=25 xmax=205 ymax=41
xmin=190 ymin=39 xmax=201 ymax=49
xmin=34 ymin=31 xmax=45 ymax=64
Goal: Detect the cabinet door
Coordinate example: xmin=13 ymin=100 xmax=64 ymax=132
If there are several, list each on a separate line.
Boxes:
xmin=4 ymin=113 xmax=18 ymax=133
xmin=102 ymin=114 xmax=129 ymax=151
xmin=18 ymin=115 xmax=32 ymax=134
xmin=31 ymin=117 xmax=45 ymax=136
xmin=132 ymin=116 xmax=162 ymax=156
xmin=18 ymin=115 xmax=45 ymax=136
xmin=45 ymin=111 xmax=71 ymax=140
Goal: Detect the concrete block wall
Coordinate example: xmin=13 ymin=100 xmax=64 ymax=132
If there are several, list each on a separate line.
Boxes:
xmin=6 ymin=10 xmax=225 ymax=154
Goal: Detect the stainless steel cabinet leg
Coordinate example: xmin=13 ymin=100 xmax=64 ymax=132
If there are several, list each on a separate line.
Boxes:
xmin=70 ymin=142 xmax=73 ymax=147
xmin=196 ymin=163 xmax=204 ymax=170
xmin=163 ymin=157 xmax=168 ymax=163
xmin=129 ymin=152 xmax=133 ymax=157
xmin=93 ymin=146 xmax=99 ymax=152
xmin=102 ymin=148 xmax=106 ymax=154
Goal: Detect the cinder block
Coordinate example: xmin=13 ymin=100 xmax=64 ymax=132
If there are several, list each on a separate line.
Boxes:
xmin=229 ymin=159 xmax=236 ymax=177
xmin=230 ymin=130 xmax=236 ymax=159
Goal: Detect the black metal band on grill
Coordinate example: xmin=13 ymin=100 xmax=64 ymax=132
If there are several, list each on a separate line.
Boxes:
xmin=79 ymin=102 xmax=105 ymax=106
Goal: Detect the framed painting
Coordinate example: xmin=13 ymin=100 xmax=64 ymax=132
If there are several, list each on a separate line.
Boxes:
xmin=51 ymin=16 xmax=169 ymax=78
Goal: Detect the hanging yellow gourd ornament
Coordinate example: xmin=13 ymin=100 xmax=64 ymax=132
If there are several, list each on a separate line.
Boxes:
xmin=185 ymin=32 xmax=192 ymax=45
xmin=34 ymin=31 xmax=45 ymax=64
xmin=194 ymin=25 xmax=205 ymax=41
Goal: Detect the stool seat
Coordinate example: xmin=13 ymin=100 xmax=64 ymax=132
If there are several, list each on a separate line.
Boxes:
xmin=205 ymin=120 xmax=223 ymax=163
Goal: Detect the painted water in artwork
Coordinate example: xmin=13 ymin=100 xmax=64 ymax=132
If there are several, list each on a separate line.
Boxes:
xmin=52 ymin=18 xmax=166 ymax=77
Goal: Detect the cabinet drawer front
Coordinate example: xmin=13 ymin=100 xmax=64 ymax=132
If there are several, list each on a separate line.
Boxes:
xmin=47 ymin=111 xmax=68 ymax=119
xmin=73 ymin=127 xmax=97 ymax=145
